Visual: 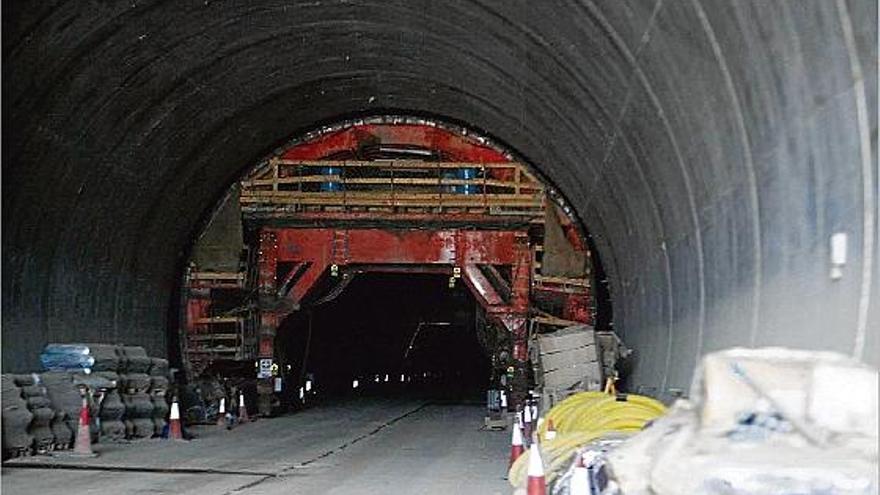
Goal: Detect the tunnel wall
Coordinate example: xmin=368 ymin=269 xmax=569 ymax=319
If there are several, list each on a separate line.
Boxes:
xmin=3 ymin=1 xmax=877 ymax=398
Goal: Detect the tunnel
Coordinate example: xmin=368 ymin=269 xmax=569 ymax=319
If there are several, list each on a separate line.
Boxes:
xmin=1 ymin=2 xmax=878 ymax=491
xmin=276 ymin=272 xmax=491 ymax=401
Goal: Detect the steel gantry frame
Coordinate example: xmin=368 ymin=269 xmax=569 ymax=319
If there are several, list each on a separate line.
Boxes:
xmin=254 ymin=227 xmax=533 ymax=411
xmin=182 ymin=120 xmax=593 ymax=415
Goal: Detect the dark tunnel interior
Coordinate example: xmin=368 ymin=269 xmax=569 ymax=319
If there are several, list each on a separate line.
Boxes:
xmin=277 ymin=273 xmax=490 ymax=403
xmin=3 ymin=1 xmax=877 ymax=405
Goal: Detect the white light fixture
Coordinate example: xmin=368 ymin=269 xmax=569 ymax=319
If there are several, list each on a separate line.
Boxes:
xmin=830 ymin=232 xmax=848 ymax=280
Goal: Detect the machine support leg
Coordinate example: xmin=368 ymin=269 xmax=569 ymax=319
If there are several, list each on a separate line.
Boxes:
xmin=256 ymin=232 xmax=280 ymax=416
xmin=499 ymin=233 xmax=532 ymax=408
xmin=256 ymin=312 xmax=278 ymax=416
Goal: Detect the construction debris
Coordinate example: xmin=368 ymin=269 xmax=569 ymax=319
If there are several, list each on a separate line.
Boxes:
xmin=607 ymin=348 xmax=879 ymax=494
xmin=532 ymin=326 xmax=631 ymax=411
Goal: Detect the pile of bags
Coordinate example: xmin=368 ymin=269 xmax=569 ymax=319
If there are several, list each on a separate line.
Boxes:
xmin=1 ymin=376 xmax=34 ymax=458
xmin=13 ymin=375 xmax=59 ymax=453
xmin=40 ymin=344 xmax=120 ymax=373
xmin=1 ymin=343 xmax=173 ymax=459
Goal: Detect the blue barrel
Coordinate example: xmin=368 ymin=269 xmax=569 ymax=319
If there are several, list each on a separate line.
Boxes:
xmin=320 ymin=166 xmax=343 ymax=192
xmin=456 ymin=168 xmax=478 ymax=195
xmin=442 ymin=170 xmax=458 ymax=193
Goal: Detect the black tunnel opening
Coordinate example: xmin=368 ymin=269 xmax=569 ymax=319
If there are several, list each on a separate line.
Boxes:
xmin=277 ymin=273 xmax=490 ymax=405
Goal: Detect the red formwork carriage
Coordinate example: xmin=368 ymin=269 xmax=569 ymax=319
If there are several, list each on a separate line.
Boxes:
xmin=182 ymin=120 xmax=593 ymax=414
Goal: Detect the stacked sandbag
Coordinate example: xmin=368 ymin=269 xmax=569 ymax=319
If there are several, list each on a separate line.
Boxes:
xmin=39 ymin=343 xmax=171 ymax=442
xmin=90 ymin=344 xmax=123 ymax=372
xmin=40 ymin=345 xmax=94 ymax=372
xmin=71 ymin=373 xmax=117 ymax=442
xmin=40 ymin=372 xmax=82 ymax=448
xmin=149 ymin=358 xmax=170 ymax=378
xmin=1 ymin=375 xmax=33 ymax=459
xmin=14 ymin=375 xmax=56 ymax=453
xmin=49 ymin=407 xmax=74 ymax=450
xmin=93 ymin=372 xmax=126 ymax=442
xmin=120 ymin=346 xmax=152 ymax=374
xmin=120 ymin=373 xmax=154 ymax=439
xmin=148 ymin=358 xmax=171 ymax=435
xmin=40 ymin=343 xmax=121 ymax=373
xmin=149 ymin=376 xmax=170 ymax=436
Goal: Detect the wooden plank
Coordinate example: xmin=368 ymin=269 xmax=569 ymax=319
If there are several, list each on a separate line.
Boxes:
xmin=240 ymin=207 xmax=543 ymax=218
xmin=533 ymin=275 xmax=590 ymax=287
xmin=187 ymin=348 xmax=240 ymax=354
xmin=191 ymin=316 xmax=243 ymax=324
xmin=190 ymin=272 xmax=244 ymax=280
xmin=240 ymin=196 xmax=543 ymax=206
xmin=273 ymin=159 xmax=527 ymax=169
xmin=243 ymin=176 xmax=537 ymax=190
xmin=241 ymin=190 xmax=542 ymax=201
xmin=533 ymin=315 xmax=584 ymax=327
xmin=240 ymin=198 xmax=544 ymax=209
xmin=541 ymin=347 xmax=599 ymax=371
xmin=188 ymin=333 xmax=240 ymax=341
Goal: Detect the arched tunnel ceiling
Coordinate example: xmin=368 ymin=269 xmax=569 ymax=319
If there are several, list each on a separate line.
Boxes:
xmin=3 ymin=1 xmax=877 ymax=396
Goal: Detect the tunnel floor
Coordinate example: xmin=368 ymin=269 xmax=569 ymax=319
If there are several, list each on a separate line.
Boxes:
xmin=1 ymin=398 xmax=509 ymax=495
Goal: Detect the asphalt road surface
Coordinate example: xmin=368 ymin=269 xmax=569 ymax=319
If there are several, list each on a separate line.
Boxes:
xmin=1 ymin=398 xmax=510 ymax=495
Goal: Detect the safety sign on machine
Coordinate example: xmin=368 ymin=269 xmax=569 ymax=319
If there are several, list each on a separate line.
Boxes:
xmin=257 ymin=358 xmax=273 ymax=378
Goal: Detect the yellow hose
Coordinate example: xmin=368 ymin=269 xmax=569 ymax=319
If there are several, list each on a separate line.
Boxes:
xmin=508 ymin=391 xmax=666 ymax=488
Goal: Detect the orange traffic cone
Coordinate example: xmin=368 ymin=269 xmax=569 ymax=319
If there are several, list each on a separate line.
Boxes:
xmin=72 ymin=395 xmax=95 ymax=456
xmin=168 ymin=398 xmax=183 ymax=440
xmin=569 ymin=453 xmax=590 ymax=494
xmin=216 ymin=397 xmax=226 ymax=427
xmin=238 ymin=392 xmax=249 ymax=423
xmin=526 ymin=441 xmax=547 ymax=495
xmin=509 ymin=418 xmax=525 ymax=468
xmin=544 ymin=418 xmax=557 ymax=441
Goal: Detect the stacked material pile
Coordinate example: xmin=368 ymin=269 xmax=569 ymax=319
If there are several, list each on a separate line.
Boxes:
xmin=120 ymin=346 xmax=153 ymax=375
xmin=41 ymin=372 xmax=84 ymax=447
xmin=120 ymin=372 xmax=155 ymax=439
xmin=119 ymin=346 xmax=159 ymax=439
xmin=608 ymin=348 xmax=879 ymax=495
xmin=40 ymin=344 xmax=120 ymax=373
xmin=37 ymin=343 xmax=171 ymax=442
xmin=14 ymin=375 xmax=58 ymax=453
xmin=1 ymin=375 xmax=33 ymax=459
xmin=70 ymin=372 xmax=116 ymax=442
xmin=94 ymin=372 xmax=126 ymax=441
xmin=148 ymin=362 xmax=170 ymax=436
xmin=508 ymin=391 xmax=666 ymax=491
xmin=533 ymin=326 xmax=631 ymax=411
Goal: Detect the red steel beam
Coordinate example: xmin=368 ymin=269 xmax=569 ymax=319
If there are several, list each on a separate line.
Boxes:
xmin=282 ymin=124 xmax=510 ymax=163
xmin=270 ymin=228 xmax=522 ymax=268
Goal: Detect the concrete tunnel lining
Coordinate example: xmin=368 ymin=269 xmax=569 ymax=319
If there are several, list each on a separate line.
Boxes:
xmin=2 ymin=1 xmax=877 ymax=399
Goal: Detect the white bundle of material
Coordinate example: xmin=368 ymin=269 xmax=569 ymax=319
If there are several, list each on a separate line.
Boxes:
xmin=607 ymin=347 xmax=879 ymax=495
xmin=694 ymin=347 xmax=878 ymax=451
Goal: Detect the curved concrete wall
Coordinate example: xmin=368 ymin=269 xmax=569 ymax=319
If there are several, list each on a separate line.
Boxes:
xmin=4 ymin=1 xmax=877 ymax=396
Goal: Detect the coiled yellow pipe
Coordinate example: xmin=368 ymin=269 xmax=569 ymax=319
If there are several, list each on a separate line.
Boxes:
xmin=508 ymin=391 xmax=666 ymax=488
